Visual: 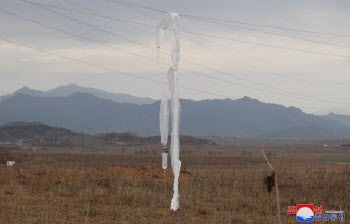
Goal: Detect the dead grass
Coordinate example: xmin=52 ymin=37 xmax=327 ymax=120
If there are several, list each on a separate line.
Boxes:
xmin=0 ymin=146 xmax=349 ymax=223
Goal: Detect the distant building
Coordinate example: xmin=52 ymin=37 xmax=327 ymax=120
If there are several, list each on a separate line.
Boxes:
xmin=6 ymin=161 xmax=15 ymax=166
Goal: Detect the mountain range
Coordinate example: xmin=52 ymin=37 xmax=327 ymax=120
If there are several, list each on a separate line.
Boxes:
xmin=0 ymin=85 xmax=350 ymax=139
xmin=0 ymin=84 xmax=155 ymax=105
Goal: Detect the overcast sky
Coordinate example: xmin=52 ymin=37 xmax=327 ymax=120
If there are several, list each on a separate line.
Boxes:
xmin=1 ymin=0 xmax=350 ymax=113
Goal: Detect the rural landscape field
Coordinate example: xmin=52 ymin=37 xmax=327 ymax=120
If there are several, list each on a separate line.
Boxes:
xmin=1 ymin=144 xmax=349 ymax=223
xmin=2 ymin=0 xmax=350 ymax=223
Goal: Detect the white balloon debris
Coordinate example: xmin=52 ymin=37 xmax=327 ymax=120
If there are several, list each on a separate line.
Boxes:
xmin=160 ymin=87 xmax=169 ymax=170
xmin=160 ymin=88 xmax=169 ymax=147
xmin=157 ymin=12 xmax=182 ymax=211
xmin=162 ymin=151 xmax=168 ymax=170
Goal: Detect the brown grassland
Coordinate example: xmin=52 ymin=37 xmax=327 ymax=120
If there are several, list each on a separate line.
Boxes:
xmin=0 ymin=145 xmax=349 ymax=223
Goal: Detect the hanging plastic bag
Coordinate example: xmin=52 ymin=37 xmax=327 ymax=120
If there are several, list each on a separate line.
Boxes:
xmin=157 ymin=12 xmax=182 ymax=211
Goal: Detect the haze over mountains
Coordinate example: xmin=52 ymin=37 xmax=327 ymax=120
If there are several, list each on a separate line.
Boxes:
xmin=315 ymin=108 xmax=350 ymax=116
xmin=0 ymin=84 xmax=155 ymax=105
xmin=0 ymin=85 xmax=350 ymax=139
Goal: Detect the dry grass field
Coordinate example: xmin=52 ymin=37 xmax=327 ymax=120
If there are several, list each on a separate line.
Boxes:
xmin=0 ymin=145 xmax=349 ymax=223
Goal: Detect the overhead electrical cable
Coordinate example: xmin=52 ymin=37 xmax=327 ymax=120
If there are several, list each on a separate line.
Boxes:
xmin=3 ymin=36 xmax=350 ymax=114
xmin=128 ymin=0 xmax=347 ymax=87
xmin=0 ymin=36 xmax=230 ymax=98
xmin=62 ymin=0 xmax=100 ymax=14
xmin=8 ymin=4 xmax=345 ymax=104
xmin=1 ymin=8 xmax=321 ymax=103
xmin=107 ymin=0 xmax=350 ymax=41
xmin=179 ymin=15 xmax=350 ymax=50
xmin=180 ymin=31 xmax=350 ymax=59
xmin=4 ymin=3 xmax=350 ymax=105
xmin=105 ymin=0 xmax=166 ymax=13
xmin=109 ymin=1 xmax=347 ymax=89
xmin=25 ymin=1 xmax=350 ymax=59
xmin=111 ymin=0 xmax=350 ymax=38
xmin=177 ymin=15 xmax=350 ymax=38
xmin=39 ymin=1 xmax=347 ymax=89
xmin=185 ymin=32 xmax=348 ymax=87
xmin=13 ymin=1 xmax=350 ymax=104
xmin=59 ymin=0 xmax=312 ymax=87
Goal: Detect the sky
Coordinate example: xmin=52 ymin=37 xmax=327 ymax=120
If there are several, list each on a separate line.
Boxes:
xmin=0 ymin=0 xmax=350 ymax=114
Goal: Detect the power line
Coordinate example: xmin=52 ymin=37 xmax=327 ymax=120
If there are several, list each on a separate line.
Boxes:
xmin=0 ymin=41 xmax=319 ymax=111
xmin=117 ymin=1 xmax=159 ymax=21
xmin=181 ymin=15 xmax=350 ymax=50
xmin=38 ymin=1 xmax=348 ymax=89
xmin=32 ymin=1 xmax=350 ymax=99
xmin=0 ymin=5 xmax=307 ymax=100
xmin=16 ymin=2 xmax=350 ymax=104
xmin=0 ymin=36 xmax=230 ymax=98
xmin=110 ymin=0 xmax=350 ymax=50
xmin=9 ymin=3 xmax=345 ymax=104
xmin=181 ymin=33 xmax=345 ymax=88
xmin=26 ymin=2 xmax=157 ymax=27
xmin=109 ymin=0 xmax=347 ymax=89
xmin=118 ymin=0 xmax=346 ymax=89
xmin=0 ymin=8 xmax=171 ymax=69
xmin=181 ymin=31 xmax=350 ymax=59
xmin=2 ymin=7 xmax=315 ymax=102
xmin=5 ymin=3 xmax=350 ymax=105
xmin=61 ymin=1 xmax=320 ymax=89
xmin=105 ymin=0 xmax=166 ymax=13
xmin=71 ymin=0 xmax=318 ymax=92
xmin=62 ymin=0 xmax=100 ymax=14
xmin=186 ymin=32 xmax=348 ymax=88
xmin=29 ymin=1 xmax=350 ymax=59
xmin=60 ymin=0 xmax=159 ymax=39
xmin=178 ymin=15 xmax=350 ymax=38
xmin=107 ymin=0 xmax=350 ymax=95
xmin=0 ymin=38 xmax=165 ymax=85
xmin=108 ymin=0 xmax=350 ymax=43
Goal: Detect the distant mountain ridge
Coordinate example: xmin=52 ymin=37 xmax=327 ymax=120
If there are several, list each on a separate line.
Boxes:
xmin=0 ymin=93 xmax=350 ymax=138
xmin=322 ymin=113 xmax=350 ymax=127
xmin=0 ymin=121 xmax=215 ymax=146
xmin=0 ymin=84 xmax=155 ymax=105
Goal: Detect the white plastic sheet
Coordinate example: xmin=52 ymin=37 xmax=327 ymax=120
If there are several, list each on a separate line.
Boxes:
xmin=156 ymin=15 xmax=172 ymax=48
xmin=162 ymin=152 xmax=168 ymax=169
xmin=157 ymin=13 xmax=182 ymax=211
xmin=159 ymin=88 xmax=169 ymax=146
